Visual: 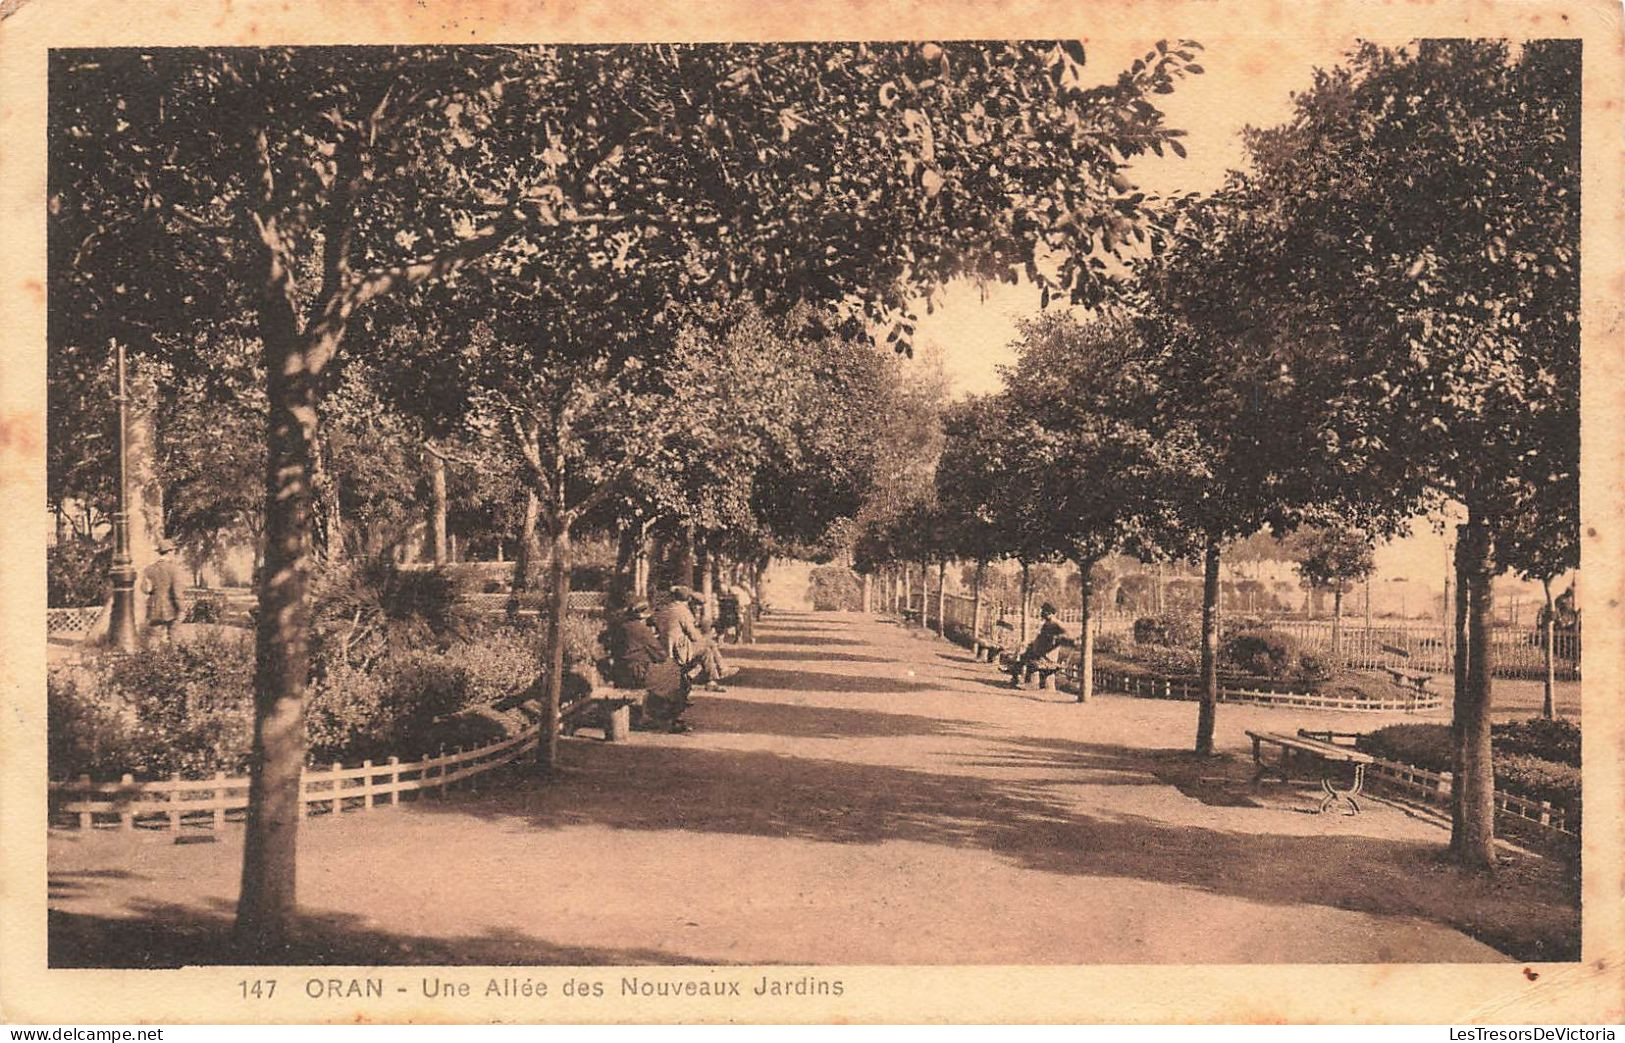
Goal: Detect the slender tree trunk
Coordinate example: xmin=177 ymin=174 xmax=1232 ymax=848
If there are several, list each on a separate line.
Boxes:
xmin=510 ymin=489 xmax=542 ymax=599
xmin=971 ymin=561 xmax=985 ymax=646
xmin=539 ymin=519 xmax=572 ymax=773
xmin=1019 ymin=561 xmax=1031 ymax=648
xmin=1331 ymin=579 xmax=1343 ymax=663
xmin=1541 ymin=576 xmax=1556 ymax=720
xmin=608 ymin=522 xmax=640 ymax=618
xmin=861 ymin=572 xmax=872 ymax=613
xmin=1195 ymin=539 xmax=1221 ymax=756
xmin=936 ymin=560 xmax=947 ymax=637
xmin=1450 ymin=516 xmax=1497 ymax=869
xmin=681 ymin=523 xmax=698 ymax=589
xmin=236 ymin=325 xmax=327 ymax=954
xmin=1449 ymin=528 xmax=1471 ymax=844
xmin=427 ymin=446 xmax=448 ymax=565
xmin=1076 ymin=557 xmax=1096 ymax=704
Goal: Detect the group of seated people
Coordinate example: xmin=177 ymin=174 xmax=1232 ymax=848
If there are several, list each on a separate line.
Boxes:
xmin=610 ymin=584 xmax=743 ymax=733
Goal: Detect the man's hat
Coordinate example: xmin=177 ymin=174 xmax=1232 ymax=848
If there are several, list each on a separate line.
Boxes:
xmin=1039 ymin=601 xmax=1058 ymax=617
xmin=156 ymin=538 xmax=175 ymax=554
xmin=670 ymin=585 xmax=699 ymax=601
xmin=628 ymin=599 xmax=651 ymax=616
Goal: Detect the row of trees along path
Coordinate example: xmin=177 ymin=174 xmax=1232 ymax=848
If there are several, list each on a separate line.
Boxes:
xmin=52 ymin=42 xmax=1206 ymax=953
xmin=855 ymin=41 xmax=1578 ymax=875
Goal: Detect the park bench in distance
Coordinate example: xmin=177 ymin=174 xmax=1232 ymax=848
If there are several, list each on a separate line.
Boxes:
xmin=1245 ymin=728 xmax=1374 ymax=815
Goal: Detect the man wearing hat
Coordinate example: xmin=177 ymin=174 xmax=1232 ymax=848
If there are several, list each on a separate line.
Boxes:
xmin=653 ymin=585 xmax=731 ymax=692
xmin=612 ymin=599 xmax=690 ymax=733
xmin=140 ymin=538 xmax=187 ymax=645
xmin=1009 ymin=601 xmax=1075 ymax=690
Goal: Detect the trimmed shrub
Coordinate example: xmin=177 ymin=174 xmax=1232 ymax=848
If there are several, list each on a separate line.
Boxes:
xmin=808 ymin=565 xmax=863 ymax=611
xmin=1360 ymin=723 xmax=1454 ymax=772
xmin=1495 ymin=754 xmax=1581 ymax=814
xmin=1220 ymin=629 xmax=1298 ymax=679
xmin=440 ymin=621 xmax=544 ymax=704
xmin=48 ymin=538 xmax=110 ymax=608
xmin=1361 ymin=722 xmax=1582 ymax=815
xmin=48 ymin=634 xmax=257 ymax=780
xmin=1492 ymin=717 xmax=1580 ymax=768
xmin=1132 ymin=612 xmax=1200 ymax=648
xmin=1093 ymin=631 xmax=1123 ymax=656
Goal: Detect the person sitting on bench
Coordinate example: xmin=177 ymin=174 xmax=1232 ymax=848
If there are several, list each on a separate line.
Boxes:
xmin=613 ymin=599 xmax=691 ymax=733
xmin=1008 ymin=602 xmax=1075 ymax=689
xmin=654 ymin=586 xmax=732 ymax=693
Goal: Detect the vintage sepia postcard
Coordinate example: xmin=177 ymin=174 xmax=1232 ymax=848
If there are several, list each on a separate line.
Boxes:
xmin=2 ymin=0 xmax=1622 ymax=1026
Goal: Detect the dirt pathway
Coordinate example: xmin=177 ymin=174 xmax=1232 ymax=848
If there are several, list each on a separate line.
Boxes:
xmin=49 ymin=612 xmax=1577 ymax=966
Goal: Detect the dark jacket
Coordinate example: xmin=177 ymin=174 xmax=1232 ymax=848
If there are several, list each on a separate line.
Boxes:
xmin=141 ymin=557 xmax=186 ymax=624
xmin=613 ymin=617 xmax=667 ymax=688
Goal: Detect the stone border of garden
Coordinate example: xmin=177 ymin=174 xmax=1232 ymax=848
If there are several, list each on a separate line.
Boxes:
xmin=1074 ymin=666 xmax=1443 ymax=713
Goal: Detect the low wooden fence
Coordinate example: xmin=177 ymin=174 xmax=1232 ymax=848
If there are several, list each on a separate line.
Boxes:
xmin=1081 ymin=668 xmax=1442 ymax=713
xmin=49 ymin=725 xmax=542 ymax=832
xmin=1363 ymin=756 xmax=1578 ymax=850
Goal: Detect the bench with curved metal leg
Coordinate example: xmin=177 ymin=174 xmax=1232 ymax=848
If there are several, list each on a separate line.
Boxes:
xmin=1246 ymin=729 xmax=1374 ymax=816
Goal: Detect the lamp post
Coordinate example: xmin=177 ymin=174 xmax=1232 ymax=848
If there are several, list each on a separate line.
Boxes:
xmin=106 ymin=338 xmax=139 ymax=652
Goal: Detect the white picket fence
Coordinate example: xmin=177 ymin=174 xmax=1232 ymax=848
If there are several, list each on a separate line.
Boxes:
xmin=50 ymin=725 xmax=541 ymax=832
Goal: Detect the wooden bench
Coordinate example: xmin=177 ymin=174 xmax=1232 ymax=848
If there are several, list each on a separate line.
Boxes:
xmin=1379 ymin=665 xmax=1435 ymax=695
xmin=1245 ymin=729 xmax=1374 ymax=815
xmin=900 ymin=606 xmax=923 ymax=625
xmin=560 ymin=689 xmax=642 ymax=742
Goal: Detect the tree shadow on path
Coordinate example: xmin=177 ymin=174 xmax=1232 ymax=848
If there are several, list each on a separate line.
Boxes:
xmin=412 ymin=733 xmax=1578 ymax=963
xmin=49 ymin=899 xmax=711 ymax=968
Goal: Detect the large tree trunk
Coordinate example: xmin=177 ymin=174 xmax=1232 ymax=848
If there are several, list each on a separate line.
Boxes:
xmin=236 ymin=323 xmax=327 ymax=955
xmin=1541 ymin=576 xmax=1556 ymax=720
xmin=1076 ymin=557 xmax=1097 ymax=704
xmin=1450 ymin=516 xmax=1497 ymax=869
xmin=427 ymin=445 xmax=448 ymax=565
xmin=1195 ymin=539 xmax=1221 ymax=756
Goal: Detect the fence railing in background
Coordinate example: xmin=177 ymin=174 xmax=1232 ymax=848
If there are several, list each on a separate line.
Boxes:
xmin=1263 ymin=618 xmax=1579 ymax=681
xmin=50 ymin=725 xmax=542 ymax=832
xmin=888 ymin=587 xmax=1578 ymax=683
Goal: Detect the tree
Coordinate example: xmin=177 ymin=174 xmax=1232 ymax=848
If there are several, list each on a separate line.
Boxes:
xmin=1000 ymin=312 xmax=1196 ymax=701
xmin=936 ymin=396 xmax=1011 ymax=643
xmin=1237 ymin=39 xmax=1579 ymax=866
xmin=1136 ymin=187 xmax=1415 ymax=755
xmin=54 ymin=39 xmax=1205 ymax=952
xmin=1293 ymin=525 xmax=1376 ymax=660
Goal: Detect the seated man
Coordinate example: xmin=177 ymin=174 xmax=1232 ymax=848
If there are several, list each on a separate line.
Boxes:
xmin=653 ymin=586 xmax=731 ymax=693
xmin=1009 ymin=602 xmax=1076 ymax=689
xmin=613 ymin=600 xmax=691 ymax=733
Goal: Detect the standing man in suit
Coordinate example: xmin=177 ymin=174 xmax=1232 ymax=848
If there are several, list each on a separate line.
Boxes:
xmin=140 ymin=538 xmax=187 ymax=645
